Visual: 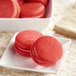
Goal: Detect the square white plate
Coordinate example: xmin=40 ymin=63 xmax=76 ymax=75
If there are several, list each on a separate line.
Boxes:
xmin=0 ymin=33 xmax=71 ymax=73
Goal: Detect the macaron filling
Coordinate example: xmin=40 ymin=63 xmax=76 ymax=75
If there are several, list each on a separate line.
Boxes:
xmin=14 ymin=44 xmax=30 ymax=56
xmin=15 ymin=44 xmax=30 ymax=53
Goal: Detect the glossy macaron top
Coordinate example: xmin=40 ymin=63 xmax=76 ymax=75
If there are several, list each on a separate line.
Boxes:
xmin=21 ymin=2 xmax=45 ymax=18
xmin=15 ymin=30 xmax=43 ymax=50
xmin=25 ymin=0 xmax=48 ymax=6
xmin=31 ymin=36 xmax=63 ymax=66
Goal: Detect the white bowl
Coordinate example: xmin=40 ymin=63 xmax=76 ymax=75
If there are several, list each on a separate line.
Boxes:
xmin=0 ymin=33 xmax=71 ymax=74
xmin=0 ymin=0 xmax=52 ymax=32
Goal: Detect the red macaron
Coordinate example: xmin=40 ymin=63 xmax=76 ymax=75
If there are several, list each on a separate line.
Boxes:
xmin=0 ymin=0 xmax=18 ymax=18
xmin=20 ymin=2 xmax=45 ymax=18
xmin=25 ymin=0 xmax=48 ymax=6
xmin=14 ymin=30 xmax=43 ymax=57
xmin=31 ymin=36 xmax=63 ymax=66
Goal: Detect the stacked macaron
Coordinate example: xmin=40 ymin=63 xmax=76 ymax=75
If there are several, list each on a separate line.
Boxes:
xmin=14 ymin=30 xmax=63 ymax=66
xmin=14 ymin=30 xmax=43 ymax=56
xmin=0 ymin=0 xmax=48 ymax=18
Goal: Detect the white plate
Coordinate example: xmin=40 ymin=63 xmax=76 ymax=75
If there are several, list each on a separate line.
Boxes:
xmin=0 ymin=33 xmax=71 ymax=73
xmin=0 ymin=0 xmax=52 ymax=32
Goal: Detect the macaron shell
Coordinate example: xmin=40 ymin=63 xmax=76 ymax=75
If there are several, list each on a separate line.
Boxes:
xmin=21 ymin=12 xmax=45 ymax=18
xmin=21 ymin=10 xmax=45 ymax=18
xmin=15 ymin=41 xmax=30 ymax=50
xmin=40 ymin=15 xmax=45 ymax=18
xmin=21 ymin=3 xmax=45 ymax=18
xmin=25 ymin=0 xmax=48 ymax=6
xmin=8 ymin=0 xmax=18 ymax=18
xmin=0 ymin=0 xmax=17 ymax=18
xmin=31 ymin=42 xmax=55 ymax=66
xmin=15 ymin=30 xmax=43 ymax=50
xmin=35 ymin=36 xmax=63 ymax=62
xmin=14 ymin=44 xmax=30 ymax=56
xmin=12 ymin=0 xmax=18 ymax=18
xmin=31 ymin=36 xmax=63 ymax=66
xmin=17 ymin=0 xmax=24 ymax=6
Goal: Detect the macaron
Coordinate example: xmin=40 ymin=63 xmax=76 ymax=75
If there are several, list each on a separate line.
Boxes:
xmin=25 ymin=0 xmax=48 ymax=6
xmin=20 ymin=3 xmax=45 ymax=18
xmin=17 ymin=0 xmax=24 ymax=6
xmin=0 ymin=0 xmax=17 ymax=18
xmin=14 ymin=30 xmax=43 ymax=57
xmin=14 ymin=0 xmax=20 ymax=18
xmin=31 ymin=36 xmax=63 ymax=66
